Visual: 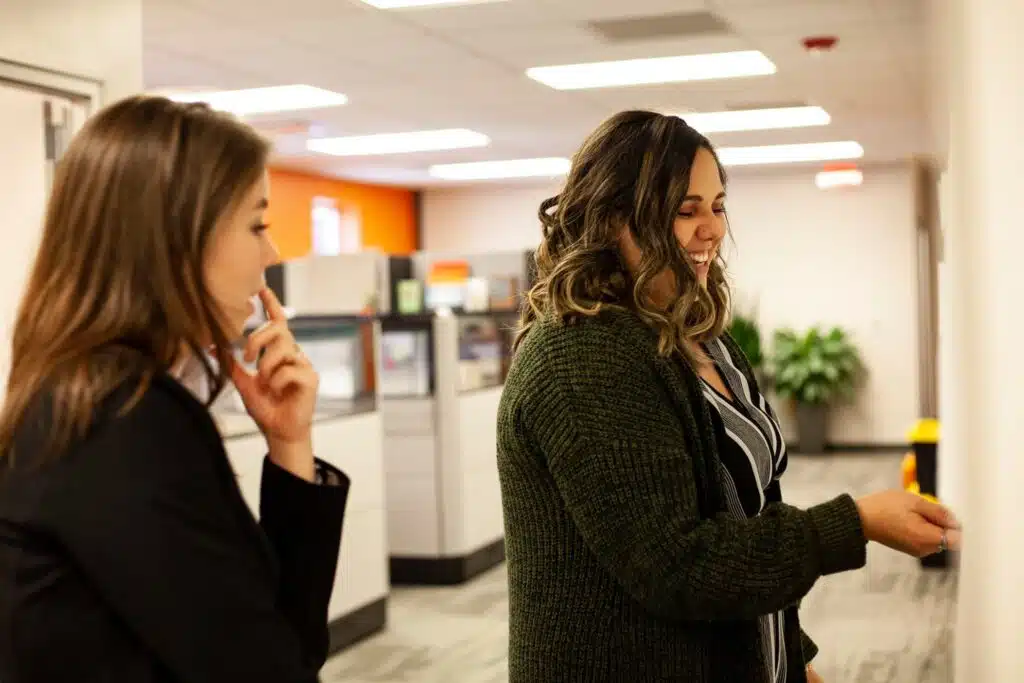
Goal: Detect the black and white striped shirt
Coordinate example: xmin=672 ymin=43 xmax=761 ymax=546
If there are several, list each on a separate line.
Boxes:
xmin=699 ymin=337 xmax=789 ymax=683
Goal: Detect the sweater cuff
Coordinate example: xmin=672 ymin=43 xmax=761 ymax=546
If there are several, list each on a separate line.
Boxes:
xmin=807 ymin=493 xmax=867 ymax=576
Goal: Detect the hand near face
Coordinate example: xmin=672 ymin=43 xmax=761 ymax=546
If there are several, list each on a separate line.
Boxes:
xmin=229 ymin=288 xmax=318 ymax=446
xmin=806 ymin=664 xmax=824 ymax=683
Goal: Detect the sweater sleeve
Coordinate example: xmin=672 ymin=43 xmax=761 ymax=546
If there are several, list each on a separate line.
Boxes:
xmin=529 ymin=331 xmax=867 ymax=623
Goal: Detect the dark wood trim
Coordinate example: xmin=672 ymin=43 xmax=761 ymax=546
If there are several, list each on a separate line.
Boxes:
xmin=827 ymin=442 xmax=908 ymax=453
xmin=389 ymin=538 xmax=505 ymax=586
xmin=413 ymin=190 xmax=424 ymax=251
xmin=327 ymin=596 xmax=388 ymax=655
xmin=791 ymin=443 xmax=907 ymax=454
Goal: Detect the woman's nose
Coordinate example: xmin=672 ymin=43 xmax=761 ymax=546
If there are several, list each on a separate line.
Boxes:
xmin=696 ymin=219 xmax=722 ymax=241
xmin=262 ymin=236 xmax=282 ymax=268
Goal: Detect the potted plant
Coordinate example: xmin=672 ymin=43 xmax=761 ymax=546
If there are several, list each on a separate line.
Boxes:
xmin=768 ymin=326 xmax=865 ymax=453
xmin=727 ymin=311 xmax=764 ymax=376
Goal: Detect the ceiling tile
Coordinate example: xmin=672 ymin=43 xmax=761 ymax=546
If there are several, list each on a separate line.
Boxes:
xmin=379 ymin=0 xmax=555 ymax=29
xmin=546 ymin=0 xmax=711 ymax=21
xmin=713 ymin=0 xmax=878 ymax=36
xmin=141 ymin=0 xmax=936 ymax=181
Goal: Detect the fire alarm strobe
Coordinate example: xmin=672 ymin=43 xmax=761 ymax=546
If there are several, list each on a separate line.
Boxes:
xmin=802 ymin=36 xmax=838 ymax=54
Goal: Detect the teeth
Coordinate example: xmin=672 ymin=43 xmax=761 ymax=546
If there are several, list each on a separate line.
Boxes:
xmin=690 ymin=251 xmax=709 ymax=264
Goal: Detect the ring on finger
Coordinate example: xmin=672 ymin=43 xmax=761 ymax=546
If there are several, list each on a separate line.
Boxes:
xmin=938 ymin=530 xmax=948 ymax=553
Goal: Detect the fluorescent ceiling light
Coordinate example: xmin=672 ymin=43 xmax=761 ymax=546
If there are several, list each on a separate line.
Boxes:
xmin=167 ymin=85 xmax=347 ymax=116
xmin=307 ymin=129 xmax=489 ymax=157
xmin=815 ymin=168 xmax=863 ymax=189
xmin=716 ymin=141 xmax=864 ymax=166
xmin=359 ymin=0 xmax=507 ymax=8
xmin=526 ymin=51 xmax=776 ymax=90
xmin=679 ymin=106 xmax=831 ymax=134
xmin=429 ymin=157 xmax=571 ymax=180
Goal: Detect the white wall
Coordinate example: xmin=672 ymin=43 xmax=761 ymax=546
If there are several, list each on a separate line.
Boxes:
xmin=0 ymin=0 xmax=143 ymax=102
xmin=422 ymin=165 xmax=920 ymax=447
xmin=423 ymin=183 xmax=559 ymax=254
xmin=0 ymin=87 xmax=48 ymax=385
xmin=0 ymin=0 xmax=142 ymax=384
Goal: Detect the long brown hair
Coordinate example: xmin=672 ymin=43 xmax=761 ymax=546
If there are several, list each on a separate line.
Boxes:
xmin=517 ymin=110 xmax=731 ymax=364
xmin=0 ymin=95 xmax=270 ymax=461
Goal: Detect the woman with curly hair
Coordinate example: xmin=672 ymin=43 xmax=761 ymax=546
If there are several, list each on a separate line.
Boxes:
xmin=497 ymin=110 xmax=960 ymax=682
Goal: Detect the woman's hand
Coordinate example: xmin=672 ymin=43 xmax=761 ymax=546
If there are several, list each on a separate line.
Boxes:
xmin=806 ymin=664 xmax=824 ymax=683
xmin=855 ymin=490 xmax=961 ymax=557
xmin=230 ymin=288 xmax=319 ymax=481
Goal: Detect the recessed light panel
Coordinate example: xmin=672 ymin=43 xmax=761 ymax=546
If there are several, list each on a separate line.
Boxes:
xmin=166 ymin=85 xmax=347 ymax=116
xmin=429 ymin=157 xmax=571 ymax=180
xmin=526 ymin=51 xmax=776 ymax=90
xmin=716 ymin=141 xmax=864 ymax=166
xmin=679 ymin=106 xmax=831 ymax=134
xmin=308 ymin=129 xmax=490 ymax=157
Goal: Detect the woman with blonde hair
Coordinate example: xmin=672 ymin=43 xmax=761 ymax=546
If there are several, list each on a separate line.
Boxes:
xmin=497 ymin=110 xmax=961 ymax=682
xmin=0 ymin=96 xmax=348 ymax=682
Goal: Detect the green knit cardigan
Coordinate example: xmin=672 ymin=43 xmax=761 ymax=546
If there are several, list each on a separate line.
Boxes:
xmin=497 ymin=308 xmax=867 ymax=682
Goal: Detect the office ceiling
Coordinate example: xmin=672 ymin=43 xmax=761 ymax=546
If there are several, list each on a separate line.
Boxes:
xmin=142 ymin=0 xmax=929 ymax=186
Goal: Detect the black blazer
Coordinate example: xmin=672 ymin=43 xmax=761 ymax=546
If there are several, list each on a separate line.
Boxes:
xmin=0 ymin=373 xmax=350 ymax=683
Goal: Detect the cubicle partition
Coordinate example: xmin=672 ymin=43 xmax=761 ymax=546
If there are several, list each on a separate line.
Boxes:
xmin=378 ymin=310 xmax=516 ymax=584
xmin=213 ymin=315 xmax=389 ymax=654
xmin=263 ymin=249 xmax=528 ymax=586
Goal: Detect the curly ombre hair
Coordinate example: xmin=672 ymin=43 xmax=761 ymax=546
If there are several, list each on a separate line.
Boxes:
xmin=516 ymin=110 xmax=731 ymax=365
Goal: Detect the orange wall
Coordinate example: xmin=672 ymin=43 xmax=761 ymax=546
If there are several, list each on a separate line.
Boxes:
xmin=267 ymin=168 xmax=418 ymax=261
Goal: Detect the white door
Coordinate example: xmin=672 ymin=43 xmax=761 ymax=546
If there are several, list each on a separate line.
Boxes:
xmin=0 ymin=84 xmax=86 ymax=387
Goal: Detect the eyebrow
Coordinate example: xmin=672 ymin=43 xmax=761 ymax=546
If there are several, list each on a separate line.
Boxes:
xmin=683 ymin=192 xmax=726 ymax=202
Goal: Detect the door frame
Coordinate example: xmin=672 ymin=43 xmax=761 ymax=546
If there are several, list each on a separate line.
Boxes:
xmin=0 ymin=58 xmax=102 ymax=112
xmin=913 ymin=158 xmax=942 ymax=419
xmin=0 ymin=59 xmax=99 ymax=192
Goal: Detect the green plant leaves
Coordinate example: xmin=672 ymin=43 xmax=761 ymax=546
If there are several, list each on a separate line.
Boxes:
xmin=767 ymin=325 xmax=865 ymax=405
xmin=727 ymin=312 xmax=763 ymax=369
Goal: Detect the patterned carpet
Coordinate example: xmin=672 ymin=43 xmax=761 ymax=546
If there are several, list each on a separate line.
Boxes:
xmin=322 ymin=453 xmax=957 ymax=682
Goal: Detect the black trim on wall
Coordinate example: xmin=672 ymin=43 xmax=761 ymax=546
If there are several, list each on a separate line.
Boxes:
xmin=790 ymin=442 xmax=907 ymax=454
xmin=387 ymin=255 xmax=414 ymax=315
xmin=327 ymin=597 xmax=388 ymax=655
xmin=389 ymin=538 xmax=505 ymax=586
xmin=265 ymin=263 xmax=286 ymax=305
xmin=413 ymin=190 xmax=424 ymax=251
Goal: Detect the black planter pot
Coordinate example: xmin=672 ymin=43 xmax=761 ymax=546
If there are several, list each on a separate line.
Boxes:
xmin=795 ymin=402 xmax=829 ymax=453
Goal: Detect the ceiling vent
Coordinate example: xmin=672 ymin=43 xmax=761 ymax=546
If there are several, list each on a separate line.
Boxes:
xmin=588 ymin=11 xmax=732 ymax=43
